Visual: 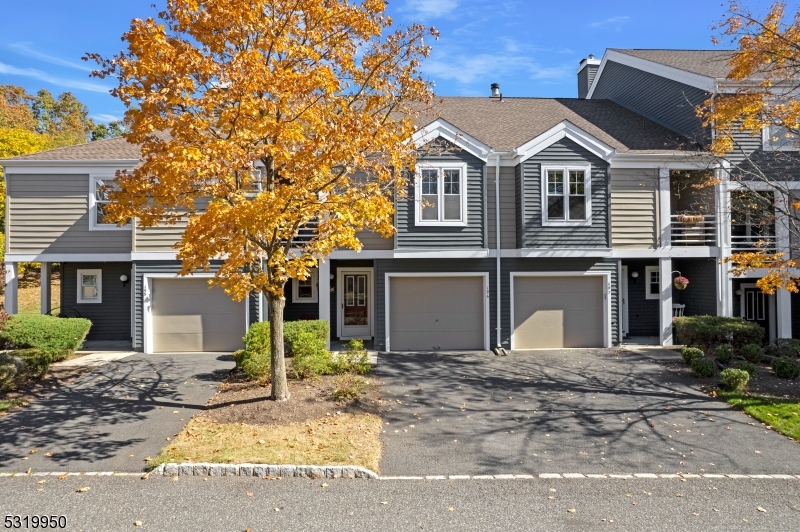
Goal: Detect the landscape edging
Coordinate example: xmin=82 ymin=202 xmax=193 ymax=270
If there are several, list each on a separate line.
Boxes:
xmin=154 ymin=463 xmax=378 ymax=479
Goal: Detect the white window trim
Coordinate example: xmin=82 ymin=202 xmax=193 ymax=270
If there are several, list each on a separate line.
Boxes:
xmin=291 ymin=269 xmax=318 ymax=303
xmin=77 ymin=269 xmax=103 ymax=304
xmin=762 ymin=125 xmax=800 ymax=152
xmin=89 ymin=174 xmax=131 ymax=231
xmin=645 ymin=266 xmax=660 ymax=300
xmin=541 ymin=164 xmax=592 ymax=227
xmin=414 ymin=161 xmax=469 ymax=227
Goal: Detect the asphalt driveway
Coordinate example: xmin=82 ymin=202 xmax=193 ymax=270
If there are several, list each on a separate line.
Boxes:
xmin=0 ymin=353 xmax=232 ymax=473
xmin=376 ymin=349 xmax=800 ymax=476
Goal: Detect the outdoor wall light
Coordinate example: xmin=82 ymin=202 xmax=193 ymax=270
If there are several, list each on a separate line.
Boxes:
xmin=631 ymin=271 xmax=639 ymax=278
xmin=735 ymin=289 xmax=743 ymax=296
xmin=330 ymin=273 xmax=335 ymax=280
xmin=120 ymin=274 xmax=128 ymax=287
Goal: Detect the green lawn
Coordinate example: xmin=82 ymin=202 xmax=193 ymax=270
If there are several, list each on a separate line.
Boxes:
xmin=718 ymin=391 xmax=800 ymax=441
xmin=0 ymin=399 xmax=25 ymax=415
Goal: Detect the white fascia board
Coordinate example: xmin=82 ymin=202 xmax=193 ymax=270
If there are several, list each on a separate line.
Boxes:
xmin=4 ymin=253 xmax=133 ymax=262
xmin=413 ymin=118 xmax=492 ymax=161
xmin=131 ymin=252 xmax=179 ymax=261
xmin=328 ymin=249 xmax=490 ymax=259
xmin=611 ymin=247 xmax=720 ymax=259
xmin=515 ymin=121 xmax=616 ymax=163
xmin=2 ymin=163 xmax=137 ymax=175
xmin=609 ymin=152 xmax=719 ymax=169
xmin=500 ymin=248 xmax=612 ymax=258
xmin=587 ymin=49 xmax=716 ymax=99
xmin=576 ymin=58 xmax=601 ymax=74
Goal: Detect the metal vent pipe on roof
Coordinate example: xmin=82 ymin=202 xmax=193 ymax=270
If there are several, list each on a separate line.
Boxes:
xmin=490 ymin=83 xmax=500 ymax=97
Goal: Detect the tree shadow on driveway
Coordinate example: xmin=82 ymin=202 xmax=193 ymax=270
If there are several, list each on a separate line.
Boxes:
xmin=0 ymin=353 xmax=232 ymax=472
xmin=376 ymin=349 xmax=800 ymax=476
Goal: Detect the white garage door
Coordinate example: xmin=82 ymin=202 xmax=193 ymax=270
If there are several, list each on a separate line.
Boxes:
xmin=513 ymin=276 xmax=605 ymax=349
xmin=389 ymin=276 xmax=484 ymax=351
xmin=151 ymin=278 xmax=246 ymax=352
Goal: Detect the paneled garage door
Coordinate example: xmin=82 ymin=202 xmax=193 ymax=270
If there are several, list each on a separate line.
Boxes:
xmin=513 ymin=276 xmax=605 ymax=349
xmin=389 ymin=276 xmax=485 ymax=351
xmin=151 ymin=278 xmax=246 ymax=352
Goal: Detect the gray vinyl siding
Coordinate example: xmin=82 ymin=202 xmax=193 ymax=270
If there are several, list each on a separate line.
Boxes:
xmin=515 ymin=164 xmax=523 ymax=248
xmin=727 ymin=129 xmax=763 ymax=166
xmin=501 ymin=258 xmax=619 ymax=347
xmin=283 ymin=280 xmax=320 ymax=321
xmin=578 ymin=64 xmax=599 ymax=99
xmin=520 ymin=138 xmax=610 ymax=248
xmin=672 ymin=258 xmax=718 ymax=316
xmin=6 ymin=173 xmax=131 ymax=254
xmin=61 ymin=262 xmax=132 ymax=342
xmin=396 ymin=145 xmax=485 ymax=248
xmin=132 ymin=261 xmax=258 ymax=349
xmin=374 ymin=259 xmax=495 ymax=351
xmin=355 ymin=230 xmax=393 ymax=250
xmin=133 ymin=220 xmax=186 ymax=252
xmin=610 ymin=168 xmax=659 ymax=249
xmin=590 ymin=60 xmax=710 ymax=143
xmin=487 ymin=165 xmax=517 ymax=249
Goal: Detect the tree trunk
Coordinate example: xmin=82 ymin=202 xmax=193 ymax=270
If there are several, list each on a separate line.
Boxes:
xmin=267 ymin=292 xmax=290 ymax=401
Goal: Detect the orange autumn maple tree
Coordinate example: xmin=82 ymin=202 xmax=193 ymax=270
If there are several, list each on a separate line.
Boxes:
xmin=701 ymin=1 xmax=800 ymax=295
xmin=88 ymin=0 xmax=437 ymax=400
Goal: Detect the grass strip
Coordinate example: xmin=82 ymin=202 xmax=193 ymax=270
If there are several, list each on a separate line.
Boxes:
xmin=0 ymin=399 xmax=25 ymax=415
xmin=717 ymin=391 xmax=800 ymax=440
xmin=151 ymin=413 xmax=382 ymax=472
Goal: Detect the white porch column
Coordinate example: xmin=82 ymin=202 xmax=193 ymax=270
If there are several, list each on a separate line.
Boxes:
xmin=40 ymin=262 xmax=51 ymax=315
xmin=717 ymin=260 xmax=733 ymax=317
xmin=776 ymin=288 xmax=792 ymax=338
xmin=659 ymin=257 xmax=673 ymax=346
xmin=658 ymin=168 xmax=671 ymax=248
xmin=317 ymin=258 xmax=331 ymax=348
xmin=4 ymin=262 xmax=18 ymax=315
xmin=716 ymin=171 xmax=733 ymax=317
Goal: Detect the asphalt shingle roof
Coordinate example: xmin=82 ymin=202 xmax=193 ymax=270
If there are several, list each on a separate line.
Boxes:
xmin=611 ymin=49 xmax=736 ymax=79
xmin=4 ymin=135 xmax=142 ymax=161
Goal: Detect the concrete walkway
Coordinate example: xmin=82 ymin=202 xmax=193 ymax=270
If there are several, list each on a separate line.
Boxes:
xmin=0 ymin=353 xmax=233 ymax=472
xmin=376 ymin=349 xmax=800 ymax=476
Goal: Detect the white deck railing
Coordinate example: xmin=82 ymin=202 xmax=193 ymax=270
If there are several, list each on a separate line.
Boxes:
xmin=670 ymin=214 xmax=717 ymax=246
xmin=730 ymin=234 xmax=778 ymax=253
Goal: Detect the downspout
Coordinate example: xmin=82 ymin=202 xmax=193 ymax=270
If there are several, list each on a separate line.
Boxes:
xmin=495 ymin=153 xmax=503 ymax=352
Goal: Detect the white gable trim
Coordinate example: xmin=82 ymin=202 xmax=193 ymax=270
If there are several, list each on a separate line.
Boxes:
xmin=514 ymin=121 xmax=616 ymax=163
xmin=412 ymin=118 xmax=492 ymax=161
xmin=587 ymin=49 xmax=717 ymax=99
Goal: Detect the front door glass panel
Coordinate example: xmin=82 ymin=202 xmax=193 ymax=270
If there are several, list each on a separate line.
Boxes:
xmin=344 ymin=274 xmax=368 ymax=326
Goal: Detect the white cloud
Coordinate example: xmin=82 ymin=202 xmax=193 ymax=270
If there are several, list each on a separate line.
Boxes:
xmin=589 ymin=16 xmax=630 ymax=29
xmin=0 ymin=62 xmax=111 ymax=93
xmin=8 ymin=42 xmax=94 ymax=72
xmin=402 ymin=0 xmax=460 ymax=19
xmin=91 ymin=114 xmax=123 ymax=123
xmin=424 ymin=51 xmax=571 ymax=85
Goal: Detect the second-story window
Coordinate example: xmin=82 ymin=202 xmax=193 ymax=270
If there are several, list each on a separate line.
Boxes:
xmin=415 ymin=162 xmax=468 ymax=227
xmin=89 ymin=175 xmax=131 ymax=231
xmin=542 ymin=165 xmax=592 ymax=226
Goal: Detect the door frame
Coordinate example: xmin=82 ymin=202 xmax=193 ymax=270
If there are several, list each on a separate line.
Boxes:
xmin=509 ymin=271 xmax=612 ymax=350
xmin=739 ymin=283 xmax=776 ymax=343
xmin=142 ymin=273 xmax=249 ymax=354
xmin=337 ymin=267 xmax=375 ymax=340
xmin=621 ymin=266 xmax=629 ymax=336
xmin=384 ymin=272 xmax=490 ymax=352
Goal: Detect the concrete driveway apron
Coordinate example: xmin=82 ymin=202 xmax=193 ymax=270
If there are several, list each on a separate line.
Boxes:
xmin=0 ymin=353 xmax=232 ymax=472
xmin=376 ymin=349 xmax=800 ymax=476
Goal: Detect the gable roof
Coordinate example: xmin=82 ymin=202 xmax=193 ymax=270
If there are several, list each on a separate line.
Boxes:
xmin=610 ymin=49 xmax=736 ymax=79
xmin=423 ymin=97 xmax=690 ymax=153
xmin=3 ymin=135 xmax=141 ymax=162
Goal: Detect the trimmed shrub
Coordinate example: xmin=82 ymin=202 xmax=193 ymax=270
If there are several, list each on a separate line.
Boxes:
xmin=681 ymin=346 xmax=704 ymax=365
xmin=284 ymin=320 xmax=329 ymax=356
xmin=234 ymin=320 xmax=330 ymax=381
xmin=674 ymin=316 xmax=764 ymax=351
xmin=291 ymin=331 xmax=334 ymax=379
xmin=734 ymin=361 xmax=758 ymax=378
xmin=233 ymin=348 xmax=271 ymax=382
xmin=0 ymin=315 xmax=91 ymax=361
xmin=691 ymin=356 xmax=716 ymax=377
xmin=765 ymin=338 xmax=800 ymax=359
xmin=714 ymin=343 xmax=734 ymax=365
xmin=332 ymin=374 xmax=369 ymax=400
xmin=720 ymin=368 xmax=750 ymax=391
xmin=13 ymin=349 xmax=53 ymax=379
xmin=333 ymin=339 xmax=371 ymax=375
xmin=740 ymin=343 xmax=763 ymax=364
xmin=771 ymin=357 xmax=800 ymax=380
xmin=0 ymin=353 xmax=25 ymax=392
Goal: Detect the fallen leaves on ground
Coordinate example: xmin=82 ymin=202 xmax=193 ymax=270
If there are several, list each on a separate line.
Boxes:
xmin=76 ymin=487 xmax=90 ymax=493
xmin=134 ymin=521 xmax=142 ymax=527
xmin=757 ymin=507 xmax=767 ymax=512
xmin=567 ymin=509 xmax=576 ymax=513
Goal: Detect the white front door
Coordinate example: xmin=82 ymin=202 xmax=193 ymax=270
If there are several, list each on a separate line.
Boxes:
xmin=339 ymin=269 xmax=372 ymax=339
xmin=621 ymin=266 xmax=629 ymax=336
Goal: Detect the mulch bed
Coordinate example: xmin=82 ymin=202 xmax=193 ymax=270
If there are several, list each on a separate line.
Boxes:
xmin=198 ymin=369 xmax=384 ymax=426
xmin=660 ymin=358 xmax=800 ymax=399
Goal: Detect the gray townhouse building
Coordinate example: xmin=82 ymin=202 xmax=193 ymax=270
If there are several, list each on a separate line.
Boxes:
xmin=2 ymin=48 xmax=797 ymax=353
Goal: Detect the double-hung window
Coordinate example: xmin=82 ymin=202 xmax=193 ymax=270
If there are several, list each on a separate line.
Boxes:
xmin=77 ymin=269 xmax=102 ymax=304
xmin=645 ymin=266 xmax=660 ymax=300
xmin=763 ymin=125 xmax=800 ymax=151
xmin=89 ymin=175 xmax=131 ymax=230
xmin=291 ymin=269 xmax=318 ymax=303
xmin=542 ymin=165 xmax=591 ymax=226
xmin=415 ymin=162 xmax=467 ymax=226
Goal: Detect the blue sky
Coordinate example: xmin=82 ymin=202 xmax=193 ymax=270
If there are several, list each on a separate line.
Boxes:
xmin=0 ymin=0 xmax=777 ymax=124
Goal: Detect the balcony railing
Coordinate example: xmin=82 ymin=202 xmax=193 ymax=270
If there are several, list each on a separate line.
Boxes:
xmin=671 ymin=214 xmax=717 ymax=246
xmin=731 ymin=234 xmax=778 ymax=253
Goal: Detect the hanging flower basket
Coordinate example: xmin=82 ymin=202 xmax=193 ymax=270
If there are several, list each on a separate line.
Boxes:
xmin=673 ymin=276 xmax=690 ymax=290
xmin=676 ymin=214 xmax=705 ymax=224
